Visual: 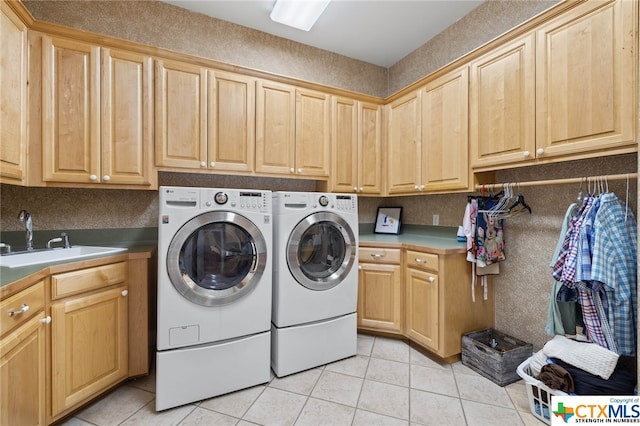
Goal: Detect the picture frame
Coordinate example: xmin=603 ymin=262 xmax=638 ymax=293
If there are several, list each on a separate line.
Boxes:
xmin=374 ymin=207 xmax=402 ymax=234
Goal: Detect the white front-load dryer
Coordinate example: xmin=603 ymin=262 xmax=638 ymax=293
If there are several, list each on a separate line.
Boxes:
xmin=156 ymin=187 xmax=272 ymax=411
xmin=271 ymin=191 xmax=358 ymax=377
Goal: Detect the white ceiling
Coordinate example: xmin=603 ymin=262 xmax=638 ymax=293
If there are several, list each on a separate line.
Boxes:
xmin=162 ymin=0 xmax=483 ymax=68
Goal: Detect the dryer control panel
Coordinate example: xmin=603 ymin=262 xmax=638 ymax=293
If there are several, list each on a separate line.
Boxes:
xmin=202 ymin=189 xmax=271 ymax=213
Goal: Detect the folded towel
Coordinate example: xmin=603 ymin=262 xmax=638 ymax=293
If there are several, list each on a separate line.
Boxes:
xmin=542 ymin=335 xmax=619 ymax=380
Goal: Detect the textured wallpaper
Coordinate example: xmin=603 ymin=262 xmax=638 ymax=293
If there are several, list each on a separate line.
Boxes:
xmin=6 ymin=1 xmax=638 ymax=351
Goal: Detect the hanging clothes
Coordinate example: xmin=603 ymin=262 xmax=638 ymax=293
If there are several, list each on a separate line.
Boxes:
xmin=475 ymin=198 xmax=506 ymax=267
xmin=550 ymin=191 xmax=637 ymax=356
xmin=591 ymin=192 xmax=637 ymax=356
xmin=546 ymin=202 xmax=579 ymax=337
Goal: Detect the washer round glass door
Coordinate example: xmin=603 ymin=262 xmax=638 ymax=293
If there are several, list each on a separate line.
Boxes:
xmin=286 ymin=212 xmax=356 ymax=291
xmin=167 ymin=211 xmax=267 ymax=306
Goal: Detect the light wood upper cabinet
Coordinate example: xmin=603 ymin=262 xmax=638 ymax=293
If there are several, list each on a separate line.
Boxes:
xmin=42 ymin=36 xmax=154 ymax=187
xmin=155 ymin=59 xmax=207 ymax=169
xmin=256 ymin=80 xmax=330 ymax=177
xmin=295 ymin=88 xmax=330 ymax=176
xmin=0 ymin=2 xmax=28 ymax=184
xmin=207 ymin=71 xmax=255 ymax=172
xmin=535 ymin=0 xmax=636 ymax=158
xmin=470 ymin=33 xmax=536 ymax=168
xmin=42 ymin=37 xmax=100 ymax=183
xmin=421 ymin=67 xmax=470 ymax=192
xmin=156 ymin=63 xmax=255 ymax=173
xmin=386 ymin=90 xmax=422 ymax=194
xmin=387 ymin=69 xmax=469 ymax=195
xmin=330 ymin=97 xmax=382 ymax=194
xmin=101 ymin=48 xmax=154 ymax=185
xmin=359 ymin=102 xmax=383 ymax=194
xmin=255 ymin=79 xmax=296 ymax=175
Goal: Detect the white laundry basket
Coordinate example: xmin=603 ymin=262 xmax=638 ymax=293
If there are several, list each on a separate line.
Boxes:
xmin=516 ymin=357 xmax=568 ymax=424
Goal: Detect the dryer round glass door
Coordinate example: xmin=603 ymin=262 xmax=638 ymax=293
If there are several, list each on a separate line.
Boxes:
xmin=167 ymin=211 xmax=267 ymax=306
xmin=286 ymin=211 xmax=356 ymax=291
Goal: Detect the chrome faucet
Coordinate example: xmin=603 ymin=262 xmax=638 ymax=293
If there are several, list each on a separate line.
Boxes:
xmin=17 ymin=210 xmax=33 ymax=251
xmin=47 ymin=232 xmax=71 ymax=249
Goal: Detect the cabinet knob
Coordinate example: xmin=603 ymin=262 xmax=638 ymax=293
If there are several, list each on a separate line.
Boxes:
xmin=419 ymin=185 xmax=425 ymax=191
xmin=7 ymin=304 xmax=29 ymax=317
xmin=429 ymin=276 xmax=435 ymax=283
xmin=536 ymin=148 xmax=544 ymax=156
xmin=210 ymin=162 xmax=216 ymax=167
xmin=40 ymin=316 xmax=52 ymax=324
xmin=359 ymin=187 xmax=363 ymax=192
xmin=200 ymin=161 xmax=206 ymax=167
xmin=103 ymin=175 xmax=111 ymax=182
xmin=297 ymin=168 xmax=302 ymax=174
xmin=358 ymin=265 xmax=362 ymax=270
xmin=414 ymin=185 xmax=419 ymax=190
xmin=523 ymin=151 xmax=530 ymax=158
xmin=370 ymin=253 xmax=386 ymax=259
xmin=89 ymin=174 xmax=98 ymax=181
xmin=121 ymin=290 xmax=128 ymax=297
xmin=353 ymin=187 xmax=358 ymax=192
xmin=290 ymin=168 xmax=295 ymax=173
xmin=415 ymin=258 xmax=427 ymax=264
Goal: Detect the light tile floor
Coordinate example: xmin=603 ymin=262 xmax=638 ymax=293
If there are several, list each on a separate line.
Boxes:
xmin=61 ymin=334 xmax=542 ymax=426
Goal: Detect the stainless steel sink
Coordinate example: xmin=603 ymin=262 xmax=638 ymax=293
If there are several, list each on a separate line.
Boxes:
xmin=0 ymin=246 xmax=127 ymax=269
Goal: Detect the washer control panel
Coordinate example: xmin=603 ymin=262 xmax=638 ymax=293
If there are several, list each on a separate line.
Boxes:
xmin=334 ymin=194 xmax=357 ymax=213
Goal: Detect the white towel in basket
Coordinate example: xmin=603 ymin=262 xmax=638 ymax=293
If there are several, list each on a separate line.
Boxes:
xmin=542 ymin=335 xmax=619 ymax=380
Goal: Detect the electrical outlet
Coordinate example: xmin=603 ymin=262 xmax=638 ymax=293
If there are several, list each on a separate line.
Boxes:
xmin=433 ymin=214 xmax=439 ymax=225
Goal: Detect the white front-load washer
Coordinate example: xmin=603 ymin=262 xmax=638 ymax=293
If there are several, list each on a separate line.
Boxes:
xmin=271 ymin=191 xmax=358 ymax=377
xmin=156 ymin=186 xmax=272 ymax=411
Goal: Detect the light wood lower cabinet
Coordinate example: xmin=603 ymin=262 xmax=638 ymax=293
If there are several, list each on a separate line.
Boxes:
xmin=50 ymin=262 xmax=129 ymax=419
xmin=357 ymin=247 xmax=403 ymax=334
xmin=359 ymin=244 xmax=495 ymax=361
xmin=406 ymin=265 xmax=439 ymax=351
xmin=0 ymin=252 xmax=152 ymax=425
xmin=0 ymin=281 xmax=47 ymax=426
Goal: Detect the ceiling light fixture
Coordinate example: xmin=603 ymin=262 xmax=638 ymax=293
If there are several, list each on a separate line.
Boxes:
xmin=270 ymin=0 xmax=331 ymax=32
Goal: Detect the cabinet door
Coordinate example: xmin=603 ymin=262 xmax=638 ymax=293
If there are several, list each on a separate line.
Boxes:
xmin=331 ymin=97 xmax=358 ymax=192
xmin=536 ymin=0 xmax=636 ymax=157
xmin=0 ymin=314 xmax=46 ymax=426
xmin=0 ymin=2 xmax=27 ymax=183
xmin=387 ymin=90 xmax=421 ymax=194
xmin=295 ymin=88 xmax=330 ymax=176
xmin=208 ymin=71 xmax=255 ymax=172
xmin=358 ymin=102 xmax=383 ymax=194
xmin=51 ymin=286 xmax=128 ymax=418
xmin=406 ymin=268 xmax=439 ymax=351
xmin=101 ymin=48 xmax=154 ymax=185
xmin=421 ymin=67 xmax=470 ymax=192
xmin=470 ymin=33 xmax=536 ymax=168
xmin=155 ymin=59 xmax=207 ymax=169
xmin=42 ymin=36 xmax=100 ymax=183
xmin=357 ymin=263 xmax=402 ymax=334
xmin=255 ymin=79 xmax=295 ymax=175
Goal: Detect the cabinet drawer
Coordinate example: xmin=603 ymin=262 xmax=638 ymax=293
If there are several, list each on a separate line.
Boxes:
xmin=359 ymin=247 xmax=401 ymax=264
xmin=52 ymin=261 xmax=127 ymax=300
xmin=1 ymin=280 xmax=45 ymax=337
xmin=406 ymin=250 xmax=439 ymax=272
